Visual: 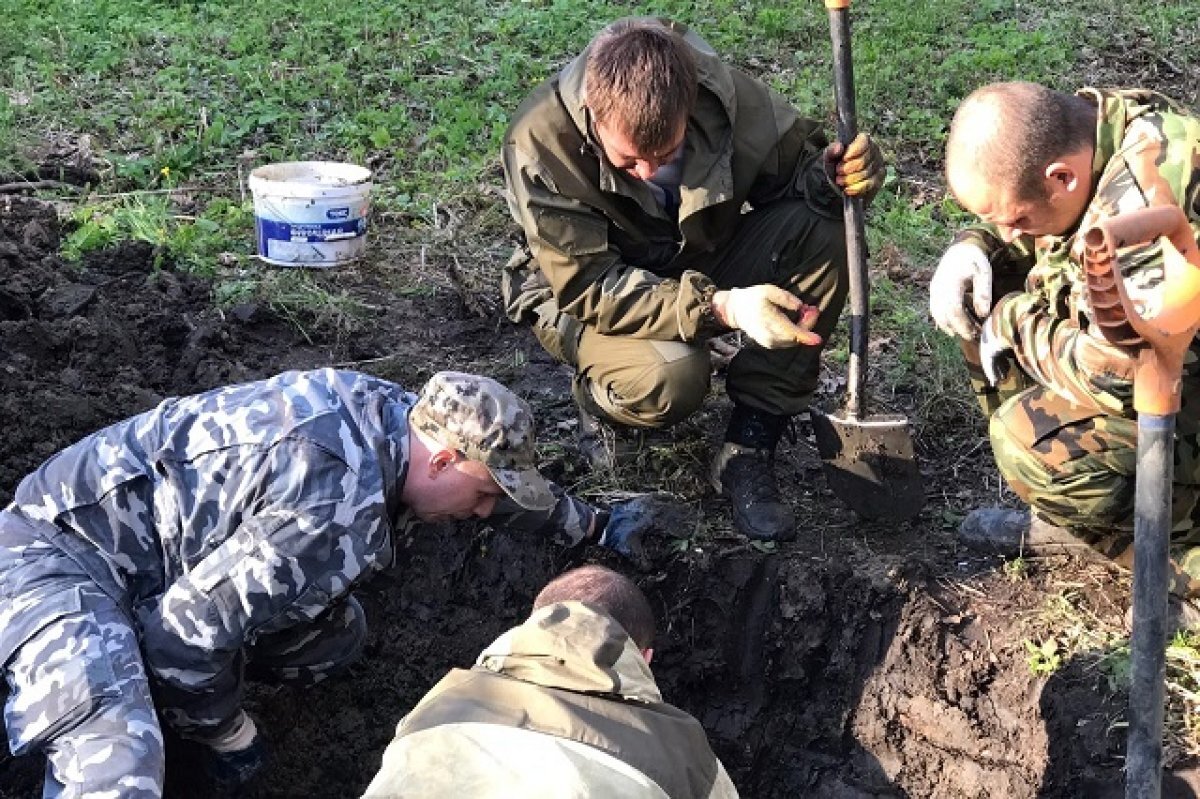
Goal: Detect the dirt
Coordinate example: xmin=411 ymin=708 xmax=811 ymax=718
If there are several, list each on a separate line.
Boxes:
xmin=1 ymin=186 xmax=1198 ymax=799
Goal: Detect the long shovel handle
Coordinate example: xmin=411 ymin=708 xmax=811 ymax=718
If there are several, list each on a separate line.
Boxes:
xmin=1081 ymin=204 xmax=1200 ymax=799
xmin=826 ymin=0 xmax=869 ymax=419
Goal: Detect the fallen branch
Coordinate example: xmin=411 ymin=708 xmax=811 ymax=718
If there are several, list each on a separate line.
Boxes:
xmin=0 ymin=179 xmax=77 ymax=193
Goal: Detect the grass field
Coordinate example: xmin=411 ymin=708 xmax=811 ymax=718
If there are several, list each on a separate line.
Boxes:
xmin=4 ymin=0 xmax=1200 ymax=761
xmin=4 ymin=0 xmax=1193 ymax=405
xmin=2 ymin=0 xmax=1193 ymax=262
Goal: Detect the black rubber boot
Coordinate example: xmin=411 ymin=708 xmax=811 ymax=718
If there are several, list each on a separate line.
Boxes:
xmin=709 ymin=405 xmax=796 ymax=542
xmin=958 ymin=508 xmax=1097 ymax=559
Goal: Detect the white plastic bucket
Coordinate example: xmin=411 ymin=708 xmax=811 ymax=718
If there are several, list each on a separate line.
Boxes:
xmin=247 ymin=161 xmax=372 ymax=267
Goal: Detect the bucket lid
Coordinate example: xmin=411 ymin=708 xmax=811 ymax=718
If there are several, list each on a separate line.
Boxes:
xmin=248 ymin=161 xmax=372 ymax=198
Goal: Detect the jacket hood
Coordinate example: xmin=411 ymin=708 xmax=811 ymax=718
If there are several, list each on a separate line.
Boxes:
xmin=477 ymin=601 xmax=662 ymax=703
xmin=558 ymin=17 xmax=736 ymax=147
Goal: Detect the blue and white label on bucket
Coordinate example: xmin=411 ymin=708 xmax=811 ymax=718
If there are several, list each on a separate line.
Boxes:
xmin=326 ymin=207 xmax=351 ymax=220
xmin=257 ymin=217 xmax=367 ymax=244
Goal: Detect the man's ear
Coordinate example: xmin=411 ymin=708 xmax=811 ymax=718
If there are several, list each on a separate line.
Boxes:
xmin=427 ymin=448 xmax=459 ymax=478
xmin=1044 ymin=161 xmax=1080 ymax=197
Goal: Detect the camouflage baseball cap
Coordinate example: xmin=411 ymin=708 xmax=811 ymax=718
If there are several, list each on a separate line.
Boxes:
xmin=410 ymin=371 xmax=555 ymax=511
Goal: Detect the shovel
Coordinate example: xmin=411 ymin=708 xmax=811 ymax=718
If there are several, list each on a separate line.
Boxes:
xmin=1082 ymin=205 xmax=1200 ymax=799
xmin=809 ymin=0 xmax=924 ymax=521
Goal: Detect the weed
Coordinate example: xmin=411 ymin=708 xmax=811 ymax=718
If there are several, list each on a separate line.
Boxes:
xmin=1002 ymin=556 xmax=1027 ymax=582
xmin=1024 ymin=637 xmax=1061 ymax=676
xmin=259 ymin=270 xmax=373 ymax=342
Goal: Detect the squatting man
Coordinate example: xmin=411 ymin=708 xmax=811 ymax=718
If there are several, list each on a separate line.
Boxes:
xmin=501 ymin=17 xmax=885 ymax=543
xmin=929 ymin=81 xmax=1200 ymax=623
xmin=0 ymin=368 xmax=673 ymax=797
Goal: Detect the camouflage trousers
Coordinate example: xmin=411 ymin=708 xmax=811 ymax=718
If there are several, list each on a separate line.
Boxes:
xmin=963 ymin=341 xmax=1200 ymax=598
xmin=245 ymin=595 xmax=368 ymax=686
xmin=0 ymin=515 xmax=164 ymax=799
xmin=502 ymin=200 xmax=848 ymax=427
xmin=0 ymin=510 xmax=367 ymax=797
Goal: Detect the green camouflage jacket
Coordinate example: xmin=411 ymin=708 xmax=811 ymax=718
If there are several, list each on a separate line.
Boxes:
xmin=959 ymin=88 xmax=1200 ymax=416
xmin=501 ymin=18 xmax=839 ymax=343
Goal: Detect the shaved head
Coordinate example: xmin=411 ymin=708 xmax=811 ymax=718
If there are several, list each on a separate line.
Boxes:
xmin=947 ymin=82 xmax=1097 ymax=202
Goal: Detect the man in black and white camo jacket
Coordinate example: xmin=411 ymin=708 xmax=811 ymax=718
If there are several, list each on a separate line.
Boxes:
xmin=0 ymin=368 xmax=660 ymax=798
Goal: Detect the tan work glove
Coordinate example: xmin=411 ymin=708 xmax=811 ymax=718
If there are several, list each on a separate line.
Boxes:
xmin=824 ymin=132 xmax=885 ymax=204
xmin=713 ymin=285 xmax=821 ymax=349
xmin=929 ymin=241 xmax=992 ymax=339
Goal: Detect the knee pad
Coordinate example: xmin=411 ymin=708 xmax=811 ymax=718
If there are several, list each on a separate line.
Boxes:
xmin=587 ymin=342 xmax=709 ymax=429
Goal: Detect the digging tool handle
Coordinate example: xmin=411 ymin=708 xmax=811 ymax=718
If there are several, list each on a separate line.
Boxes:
xmin=1128 ymin=413 xmax=1172 ymax=799
xmin=826 ymin=0 xmax=869 ymax=419
xmin=1082 ymin=205 xmax=1200 ymax=799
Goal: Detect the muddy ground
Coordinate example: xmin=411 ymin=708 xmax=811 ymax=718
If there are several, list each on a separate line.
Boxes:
xmin=0 ymin=180 xmax=1198 ymax=799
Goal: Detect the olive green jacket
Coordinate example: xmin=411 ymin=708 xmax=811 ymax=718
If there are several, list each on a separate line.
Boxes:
xmin=362 ymin=601 xmax=738 ymax=798
xmin=501 ymin=18 xmax=839 ymax=344
xmin=959 ymin=89 xmax=1200 ymax=418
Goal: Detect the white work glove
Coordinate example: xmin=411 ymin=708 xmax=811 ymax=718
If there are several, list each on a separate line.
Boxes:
xmin=978 ymin=321 xmax=1013 ymax=386
xmin=715 ymin=285 xmax=821 ymax=350
xmin=929 ymin=241 xmax=993 ymax=339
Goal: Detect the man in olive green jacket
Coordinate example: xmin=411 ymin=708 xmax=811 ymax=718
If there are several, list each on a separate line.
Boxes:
xmin=501 ymin=17 xmax=884 ymax=542
xmin=362 ymin=564 xmax=738 ymax=798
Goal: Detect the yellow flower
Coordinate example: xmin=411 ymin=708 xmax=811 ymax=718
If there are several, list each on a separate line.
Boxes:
xmin=160 ymin=166 xmax=171 ymax=178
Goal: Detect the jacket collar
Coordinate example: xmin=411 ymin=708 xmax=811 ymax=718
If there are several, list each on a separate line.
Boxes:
xmin=1080 ymin=87 xmax=1182 ymax=199
xmin=476 ymin=601 xmax=662 ymax=703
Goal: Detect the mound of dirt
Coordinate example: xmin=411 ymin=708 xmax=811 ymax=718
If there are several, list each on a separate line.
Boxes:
xmin=1 ymin=196 xmax=1197 ymax=798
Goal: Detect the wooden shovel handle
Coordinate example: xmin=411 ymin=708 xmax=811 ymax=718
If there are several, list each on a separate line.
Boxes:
xmin=827 ymin=0 xmax=868 ymax=418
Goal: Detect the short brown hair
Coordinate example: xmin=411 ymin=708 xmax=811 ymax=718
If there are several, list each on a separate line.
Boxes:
xmin=947 ymin=81 xmax=1096 ymax=201
xmin=533 ymin=564 xmax=656 ymax=649
xmin=584 ymin=19 xmax=698 ymax=154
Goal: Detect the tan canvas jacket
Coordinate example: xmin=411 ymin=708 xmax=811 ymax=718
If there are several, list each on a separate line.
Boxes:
xmin=362 ymin=601 xmax=739 ymax=799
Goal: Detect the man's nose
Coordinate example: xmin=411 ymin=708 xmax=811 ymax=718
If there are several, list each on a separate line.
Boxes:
xmin=475 ymin=495 xmax=498 ymax=518
xmin=633 ymin=160 xmax=659 ymax=180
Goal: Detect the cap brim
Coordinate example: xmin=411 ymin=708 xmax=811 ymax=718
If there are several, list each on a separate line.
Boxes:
xmin=490 ymin=466 xmax=556 ymax=512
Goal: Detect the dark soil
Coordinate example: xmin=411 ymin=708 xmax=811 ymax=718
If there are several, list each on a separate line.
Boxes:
xmin=1 ymin=190 xmax=1198 ymax=799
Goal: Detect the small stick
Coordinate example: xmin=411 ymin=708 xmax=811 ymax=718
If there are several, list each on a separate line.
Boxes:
xmin=0 ymin=179 xmax=77 ymax=193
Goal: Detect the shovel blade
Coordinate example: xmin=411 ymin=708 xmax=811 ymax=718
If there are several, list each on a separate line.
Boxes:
xmin=810 ymin=409 xmax=924 ymax=521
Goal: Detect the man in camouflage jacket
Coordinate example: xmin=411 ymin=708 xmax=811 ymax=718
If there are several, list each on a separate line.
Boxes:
xmin=363 ymin=564 xmax=738 ymax=798
xmin=0 ymin=369 xmax=656 ymax=798
xmin=929 ymin=81 xmax=1200 ymax=596
xmin=501 ymin=17 xmax=885 ymax=542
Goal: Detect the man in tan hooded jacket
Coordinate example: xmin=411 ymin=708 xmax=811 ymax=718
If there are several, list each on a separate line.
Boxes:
xmin=501 ymin=17 xmax=884 ymax=542
xmin=362 ymin=564 xmax=738 ymax=798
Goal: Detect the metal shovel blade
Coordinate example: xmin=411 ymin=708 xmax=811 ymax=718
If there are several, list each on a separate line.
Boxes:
xmin=810 ymin=409 xmax=924 ymax=521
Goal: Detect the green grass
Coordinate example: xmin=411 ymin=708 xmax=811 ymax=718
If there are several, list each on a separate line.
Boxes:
xmin=1022 ymin=584 xmax=1200 ymax=763
xmin=3 ymin=0 xmax=1193 ymax=421
xmin=3 ymin=0 xmax=1191 ymax=464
